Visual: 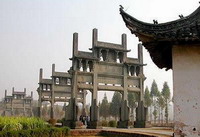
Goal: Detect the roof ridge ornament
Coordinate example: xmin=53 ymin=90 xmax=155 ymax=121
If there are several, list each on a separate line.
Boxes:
xmin=119 ymin=5 xmax=124 ymax=10
xmin=179 ymin=14 xmax=184 ymax=19
xmin=153 ymin=20 xmax=158 ymax=24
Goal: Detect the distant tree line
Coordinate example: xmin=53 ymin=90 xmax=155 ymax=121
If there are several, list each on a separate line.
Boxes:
xmin=99 ymin=91 xmax=138 ymax=121
xmin=99 ymin=80 xmax=171 ymax=125
xmin=144 ymin=80 xmax=171 ymax=124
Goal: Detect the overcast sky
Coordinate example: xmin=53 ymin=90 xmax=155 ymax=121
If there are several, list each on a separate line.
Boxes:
xmin=0 ymin=0 xmax=199 ymax=103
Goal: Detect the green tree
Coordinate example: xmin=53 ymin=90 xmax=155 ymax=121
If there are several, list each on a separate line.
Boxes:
xmin=161 ymin=82 xmax=171 ymax=124
xmin=150 ymin=80 xmax=159 ymax=97
xmin=110 ymin=92 xmax=122 ymax=120
xmin=144 ymin=86 xmax=152 ymax=121
xmin=157 ymin=92 xmax=165 ymax=124
xmin=150 ymin=80 xmax=159 ymax=123
xmin=152 ymin=109 xmax=157 ymax=123
xmin=128 ymin=92 xmax=138 ymax=122
xmin=99 ymin=93 xmax=110 ymax=120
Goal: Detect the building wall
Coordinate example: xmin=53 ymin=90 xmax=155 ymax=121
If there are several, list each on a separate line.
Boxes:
xmin=173 ymin=45 xmax=200 ymax=136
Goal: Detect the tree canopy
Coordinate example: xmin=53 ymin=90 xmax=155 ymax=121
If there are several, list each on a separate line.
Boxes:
xmin=128 ymin=92 xmax=138 ymax=108
xmin=99 ymin=93 xmax=110 ymax=120
xmin=144 ymin=86 xmax=152 ymax=108
xmin=110 ymin=92 xmax=121 ymax=119
xmin=157 ymin=92 xmax=165 ymax=110
xmin=150 ymin=80 xmax=159 ymax=97
xmin=161 ymin=82 xmax=171 ymax=123
xmin=161 ymin=82 xmax=171 ymax=101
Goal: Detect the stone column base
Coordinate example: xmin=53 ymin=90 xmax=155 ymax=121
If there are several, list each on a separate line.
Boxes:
xmin=63 ymin=120 xmax=83 ymax=129
xmin=87 ymin=121 xmax=102 ymax=129
xmin=135 ymin=101 xmax=147 ymax=128
xmin=117 ymin=121 xmax=129 ymax=128
xmin=134 ymin=120 xmax=146 ymax=128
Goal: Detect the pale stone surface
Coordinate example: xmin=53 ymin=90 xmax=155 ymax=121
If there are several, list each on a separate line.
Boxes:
xmin=173 ymin=45 xmax=200 ymax=137
xmin=103 ymin=128 xmax=173 ymax=137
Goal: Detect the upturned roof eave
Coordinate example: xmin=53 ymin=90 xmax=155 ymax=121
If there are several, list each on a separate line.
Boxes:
xmin=120 ymin=6 xmax=200 ymax=70
xmin=120 ymin=6 xmax=200 ymax=31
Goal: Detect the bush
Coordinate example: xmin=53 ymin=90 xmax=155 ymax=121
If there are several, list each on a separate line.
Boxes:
xmin=48 ymin=118 xmax=57 ymax=126
xmin=0 ymin=116 xmax=48 ymax=132
xmin=19 ymin=117 xmax=48 ymax=130
xmin=19 ymin=130 xmax=32 ymax=137
xmin=3 ymin=130 xmax=19 ymax=137
xmin=30 ymin=128 xmax=49 ymax=137
xmin=0 ymin=117 xmax=70 ymax=137
xmin=61 ymin=126 xmax=70 ymax=136
xmin=101 ymin=120 xmax=108 ymax=127
xmin=0 ymin=127 xmax=70 ymax=137
xmin=108 ymin=120 xmax=117 ymax=127
xmin=57 ymin=119 xmax=62 ymax=123
xmin=2 ymin=122 xmax=22 ymax=131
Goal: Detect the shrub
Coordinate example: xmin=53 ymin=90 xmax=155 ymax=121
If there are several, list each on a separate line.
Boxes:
xmin=0 ymin=117 xmax=70 ymax=136
xmin=3 ymin=122 xmax=22 ymax=131
xmin=4 ymin=130 xmax=19 ymax=137
xmin=48 ymin=118 xmax=57 ymax=126
xmin=19 ymin=130 xmax=32 ymax=137
xmin=108 ymin=120 xmax=117 ymax=127
xmin=57 ymin=119 xmax=62 ymax=123
xmin=0 ymin=127 xmax=70 ymax=137
xmin=101 ymin=120 xmax=108 ymax=127
xmin=61 ymin=126 xmax=70 ymax=136
xmin=0 ymin=116 xmax=48 ymax=132
xmin=31 ymin=128 xmax=48 ymax=137
xmin=21 ymin=117 xmax=48 ymax=130
xmin=50 ymin=127 xmax=62 ymax=137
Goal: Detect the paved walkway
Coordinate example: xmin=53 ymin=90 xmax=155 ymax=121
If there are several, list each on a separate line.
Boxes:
xmin=102 ymin=127 xmax=173 ymax=137
xmin=71 ymin=127 xmax=173 ymax=137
